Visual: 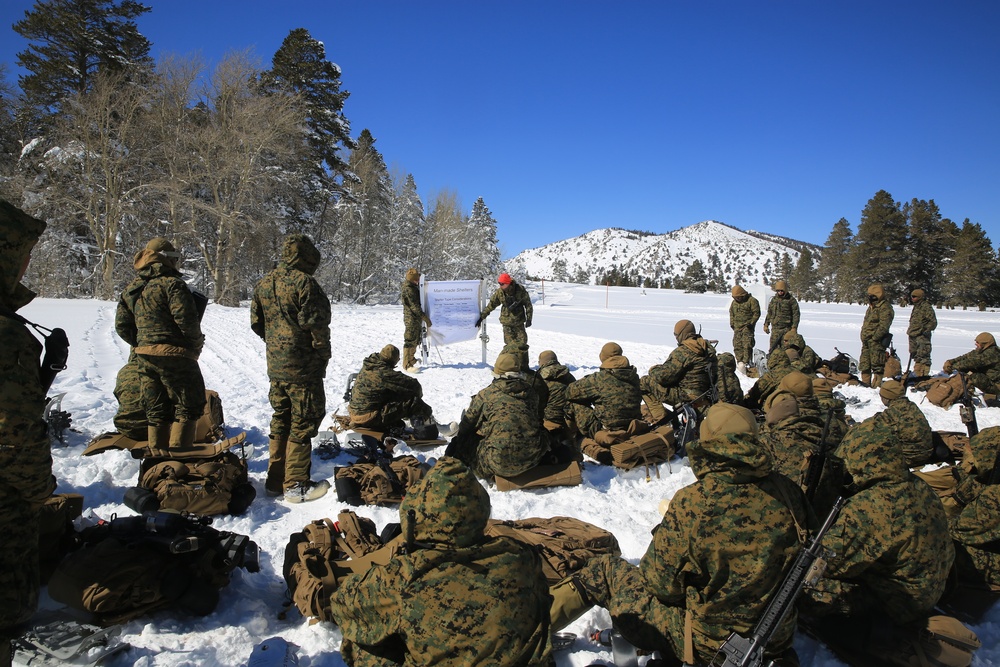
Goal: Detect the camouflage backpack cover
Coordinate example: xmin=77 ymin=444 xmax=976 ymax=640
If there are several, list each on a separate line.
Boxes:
xmin=333 ymin=455 xmax=429 ymax=506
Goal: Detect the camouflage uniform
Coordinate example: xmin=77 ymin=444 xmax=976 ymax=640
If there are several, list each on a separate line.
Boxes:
xmin=401 ymin=269 xmax=428 ymax=371
xmin=715 ymin=352 xmax=744 ymax=405
xmin=447 ymin=363 xmax=548 ymax=479
xmin=949 ymin=427 xmax=1000 ymax=590
xmin=801 ymin=418 xmax=954 ymax=626
xmin=859 ymin=284 xmax=894 ymax=379
xmin=479 ymin=279 xmax=532 ymax=346
xmin=812 ymin=380 xmax=851 ymax=448
xmin=764 ymin=290 xmax=800 ymax=351
xmin=112 ymin=350 xmax=146 ymax=441
xmin=782 ymin=330 xmax=820 ymax=375
xmin=567 ymin=355 xmax=643 ymax=438
xmin=945 ymin=334 xmax=1000 ymax=395
xmin=729 ymin=288 xmax=760 ymax=366
xmin=906 ymin=291 xmax=937 ymax=374
xmin=538 ymin=354 xmax=576 ymax=429
xmin=0 ymin=202 xmax=54 ymax=656
xmin=641 ymin=334 xmax=716 ymax=415
xmin=874 ymin=394 xmax=934 ymax=467
xmin=251 ymin=235 xmax=331 ymax=492
xmin=743 ymin=349 xmax=794 ymax=411
xmin=115 ymin=238 xmax=206 ymax=449
xmin=329 ymin=457 xmax=552 ymax=666
xmin=349 ymin=347 xmax=432 ymax=431
xmin=575 ymin=404 xmax=811 ymax=664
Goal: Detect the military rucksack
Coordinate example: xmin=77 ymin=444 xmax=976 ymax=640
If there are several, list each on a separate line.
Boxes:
xmin=282 ymin=511 xmax=403 ymax=622
xmin=483 ymin=516 xmax=622 ymax=585
xmin=919 ymin=375 xmax=967 ymax=409
xmin=133 ymin=449 xmax=255 ymax=516
xmin=333 ymin=455 xmax=429 ymax=506
xmin=48 ymin=512 xmax=259 ymax=625
xmin=38 ymin=493 xmax=84 ymax=584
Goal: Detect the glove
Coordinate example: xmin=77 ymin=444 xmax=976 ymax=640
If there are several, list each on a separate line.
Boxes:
xmin=763 ymin=324 xmax=770 ymax=334
xmin=474 ymin=316 xmax=482 ymax=328
xmin=525 ymin=321 xmax=532 ymax=328
xmin=39 ymin=327 xmax=70 ymax=391
xmin=422 ymin=315 xmax=432 ymax=328
xmin=943 ymin=360 xmax=954 ymax=373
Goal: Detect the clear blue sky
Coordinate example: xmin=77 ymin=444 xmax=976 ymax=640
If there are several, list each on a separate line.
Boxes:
xmin=3 ymin=1 xmax=999 ymax=258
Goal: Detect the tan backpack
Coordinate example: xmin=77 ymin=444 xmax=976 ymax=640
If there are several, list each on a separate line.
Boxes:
xmin=484 ymin=516 xmax=621 ymax=584
xmin=282 ymin=511 xmax=403 ymax=622
xmin=923 ymin=375 xmax=967 ymax=409
xmin=136 ymin=449 xmax=254 ymax=516
xmin=334 ymin=455 xmax=429 ymax=506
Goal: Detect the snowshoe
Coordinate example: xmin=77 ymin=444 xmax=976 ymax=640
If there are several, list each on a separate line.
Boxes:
xmin=12 ymin=612 xmax=129 ymax=666
xmin=247 ymin=637 xmax=299 ymax=667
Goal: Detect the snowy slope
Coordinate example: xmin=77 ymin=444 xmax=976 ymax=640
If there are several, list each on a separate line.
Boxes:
xmin=19 ymin=282 xmax=1000 ymax=667
xmin=507 ymin=221 xmax=822 ymax=287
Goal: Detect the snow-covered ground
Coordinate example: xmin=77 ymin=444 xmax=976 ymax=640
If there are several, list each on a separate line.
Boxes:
xmin=20 ymin=282 xmax=1000 ymax=666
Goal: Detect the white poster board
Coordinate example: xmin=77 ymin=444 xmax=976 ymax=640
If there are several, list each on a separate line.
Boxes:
xmin=424 ymin=280 xmax=484 ymax=347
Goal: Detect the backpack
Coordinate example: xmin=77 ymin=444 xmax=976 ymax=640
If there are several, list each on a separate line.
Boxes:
xmin=135 ymin=449 xmax=255 ymax=516
xmin=922 ymin=375 xmax=967 ymax=409
xmin=333 ymin=455 xmax=429 ymax=506
xmin=483 ymin=516 xmax=622 ymax=584
xmin=282 ymin=511 xmax=403 ymax=622
xmin=825 ymin=353 xmax=853 ymax=375
xmin=48 ymin=512 xmax=259 ymax=625
xmin=885 ymin=350 xmax=902 ymax=379
xmin=38 ymin=493 xmax=84 ymax=584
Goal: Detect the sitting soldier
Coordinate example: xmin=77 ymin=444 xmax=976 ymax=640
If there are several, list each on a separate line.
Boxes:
xmin=715 ymin=352 xmax=744 ymax=405
xmin=781 ymin=329 xmax=820 ymax=375
xmin=949 ymin=427 xmax=1000 ymax=592
xmin=873 ymin=379 xmax=933 ymax=467
xmin=446 ymin=353 xmax=550 ymax=479
xmin=640 ymin=320 xmax=717 ymax=422
xmin=328 ymin=457 xmax=553 ymax=665
xmin=743 ymin=347 xmax=796 ymax=411
xmin=537 ymin=350 xmax=578 ymax=458
xmin=944 ymin=332 xmax=1000 ymax=403
xmin=567 ymin=342 xmax=643 ymax=439
xmin=348 ymin=344 xmax=441 ymax=437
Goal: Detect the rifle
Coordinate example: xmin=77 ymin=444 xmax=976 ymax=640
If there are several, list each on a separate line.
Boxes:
xmin=342 ymin=372 xmax=358 ymax=404
xmin=711 ymin=496 xmax=845 ymax=667
xmin=802 ymin=409 xmax=834 ymax=504
xmin=957 ymin=373 xmax=979 ymax=440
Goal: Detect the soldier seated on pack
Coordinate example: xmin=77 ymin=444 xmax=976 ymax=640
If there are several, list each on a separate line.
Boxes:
xmin=948 ymin=427 xmax=1000 ymax=593
xmin=781 ymin=329 xmax=820 ymax=375
xmin=328 ymin=456 xmax=553 ymax=666
xmin=715 ymin=352 xmax=744 ymax=405
xmin=873 ymin=379 xmax=933 ymax=467
xmin=798 ymin=418 xmax=956 ymax=661
xmin=348 ymin=344 xmax=447 ymax=438
xmin=943 ymin=332 xmax=1000 ymax=406
xmin=567 ymin=342 xmax=643 ymax=439
xmin=548 ymin=403 xmax=810 ymax=665
xmin=640 ymin=320 xmax=717 ymax=423
xmin=537 ymin=350 xmax=580 ymax=457
xmin=445 ymin=353 xmax=551 ymax=480
xmin=743 ymin=347 xmax=797 ymax=412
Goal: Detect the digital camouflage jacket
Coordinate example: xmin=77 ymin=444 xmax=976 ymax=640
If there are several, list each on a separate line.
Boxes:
xmin=639 ymin=432 xmax=812 ymax=663
xmin=950 ymin=427 xmax=1000 ymax=590
xmin=764 ymin=294 xmax=800 ymax=332
xmin=329 ymin=457 xmax=552 ymax=666
xmin=861 ymin=298 xmax=894 ymax=344
xmin=648 ymin=337 xmax=715 ymax=404
xmin=729 ymin=295 xmax=760 ymax=331
xmin=907 ymin=299 xmax=937 ymax=339
xmin=950 ymin=345 xmax=1000 ymax=387
xmin=250 ymin=235 xmax=331 ymax=382
xmin=804 ymin=419 xmax=953 ymax=624
xmin=567 ymin=358 xmax=643 ymax=431
xmin=538 ymin=361 xmax=576 ymax=426
xmin=459 ymin=374 xmax=546 ymax=477
xmin=116 ymin=257 xmax=204 ymax=357
xmin=401 ymin=279 xmax=425 ymax=327
xmin=350 ymin=353 xmax=424 ymax=415
xmin=481 ymin=280 xmax=532 ymax=327
xmin=874 ymin=396 xmax=934 ymax=467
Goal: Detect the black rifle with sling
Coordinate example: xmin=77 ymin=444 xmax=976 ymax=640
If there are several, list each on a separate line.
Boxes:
xmin=711 ymin=496 xmax=845 ymax=667
xmin=958 ymin=373 xmax=979 ymax=440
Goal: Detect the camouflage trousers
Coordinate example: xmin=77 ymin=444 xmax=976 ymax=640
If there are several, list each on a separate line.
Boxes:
xmin=858 ymin=338 xmax=886 ymax=374
xmin=770 ymin=326 xmax=791 ymax=353
xmin=732 ymin=326 xmax=756 ymax=365
xmin=0 ymin=483 xmax=41 ymax=634
xmin=502 ymin=323 xmax=528 ymax=347
xmin=113 ymin=356 xmax=147 ymax=440
xmin=268 ymin=379 xmax=325 ymax=445
xmin=349 ymin=397 xmax=432 ymax=432
xmin=137 ymin=354 xmax=207 ymax=424
xmin=403 ymin=315 xmax=422 ymax=349
xmin=639 ymin=375 xmax=686 ymax=410
xmin=446 ymin=430 xmax=547 ymax=479
xmin=908 ymin=334 xmax=932 ymax=367
xmin=968 ymin=372 xmax=1000 ymax=397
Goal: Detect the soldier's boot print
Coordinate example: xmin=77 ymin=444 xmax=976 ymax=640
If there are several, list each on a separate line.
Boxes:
xmin=168 ymin=419 xmax=198 ymax=451
xmin=266 ymin=435 xmax=288 ymax=497
xmin=549 ymin=575 xmax=594 ymax=632
xmin=147 ymin=423 xmax=170 ymax=450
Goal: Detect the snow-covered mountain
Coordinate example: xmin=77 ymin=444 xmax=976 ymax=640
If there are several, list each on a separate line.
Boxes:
xmin=507 ymin=220 xmax=822 ymax=288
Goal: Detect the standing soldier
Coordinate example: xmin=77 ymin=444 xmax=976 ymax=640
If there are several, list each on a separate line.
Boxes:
xmin=729 ymin=284 xmax=760 ymax=374
xmin=401 ymin=268 xmax=430 ymax=373
xmin=0 ymin=202 xmax=57 ymax=664
xmin=476 ymin=272 xmax=532 ymax=346
xmin=907 ymin=288 xmax=937 ymax=377
xmin=251 ymin=234 xmax=331 ymax=503
xmin=116 ymin=238 xmax=206 ymax=451
xmin=860 ymin=284 xmax=894 ymax=387
xmin=762 ymin=279 xmax=799 ymax=352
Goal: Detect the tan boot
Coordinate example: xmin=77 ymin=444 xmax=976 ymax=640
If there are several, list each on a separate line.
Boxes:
xmin=266 ymin=435 xmax=288 ymax=497
xmin=916 ymin=363 xmax=930 ymax=377
xmin=641 ymin=395 xmax=668 ymax=424
xmin=871 ymin=373 xmax=883 ymax=388
xmin=403 ymin=346 xmax=418 ymax=372
xmin=169 ymin=420 xmax=198 ymax=450
xmin=862 ymin=372 xmax=872 ymax=387
xmin=147 ymin=423 xmax=171 ymax=451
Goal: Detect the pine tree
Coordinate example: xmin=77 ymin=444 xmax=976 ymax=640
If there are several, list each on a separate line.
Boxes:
xmin=942 ymin=220 xmax=997 ymax=307
xmin=817 ymin=218 xmax=854 ymax=302
xmin=791 ymin=248 xmax=818 ymax=301
xmin=465 ymin=197 xmax=501 ymax=279
xmin=682 ymin=259 xmax=708 ymax=293
xmin=14 ymin=0 xmax=153 ymax=124
xmin=778 ymin=252 xmax=794 ymax=282
xmin=849 ymin=189 xmax=908 ymax=298
xmin=391 ymin=173 xmax=427 ymax=272
xmin=904 ymin=198 xmax=956 ymax=301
